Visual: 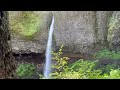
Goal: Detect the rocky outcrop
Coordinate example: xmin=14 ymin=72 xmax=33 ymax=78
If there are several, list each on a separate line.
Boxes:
xmin=53 ymin=11 xmax=96 ymax=54
xmin=10 ymin=11 xmax=120 ymax=54
xmin=107 ymin=11 xmax=120 ymax=51
xmin=53 ymin=11 xmax=113 ymax=54
xmin=96 ymin=11 xmax=113 ymax=44
xmin=9 ymin=11 xmax=52 ymax=54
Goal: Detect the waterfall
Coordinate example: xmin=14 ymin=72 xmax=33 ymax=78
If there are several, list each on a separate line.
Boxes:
xmin=44 ymin=16 xmax=54 ymax=79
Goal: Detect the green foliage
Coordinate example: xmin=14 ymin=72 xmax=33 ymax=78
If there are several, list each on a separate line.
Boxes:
xmin=66 ymin=60 xmax=102 ymax=79
xmin=94 ymin=49 xmax=120 ymax=60
xmin=69 ymin=60 xmax=98 ymax=72
xmin=94 ymin=49 xmax=111 ymax=59
xmin=51 ymin=45 xmax=69 ymax=72
xmin=48 ymin=45 xmax=120 ymax=79
xmin=38 ymin=45 xmax=120 ymax=79
xmin=39 ymin=74 xmax=44 ymax=79
xmin=9 ymin=11 xmax=41 ymax=40
xmin=50 ymin=45 xmax=70 ymax=79
xmin=99 ymin=64 xmax=118 ymax=74
xmin=67 ymin=60 xmax=103 ymax=79
xmin=103 ymin=69 xmax=120 ymax=79
xmin=109 ymin=69 xmax=120 ymax=79
xmin=16 ymin=63 xmax=35 ymax=78
xmin=49 ymin=45 xmax=102 ymax=79
xmin=50 ymin=59 xmax=103 ymax=79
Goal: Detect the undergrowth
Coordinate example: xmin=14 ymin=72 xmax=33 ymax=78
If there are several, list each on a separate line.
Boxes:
xmin=16 ymin=46 xmax=120 ymax=79
xmin=94 ymin=49 xmax=120 ymax=60
xmin=16 ymin=63 xmax=35 ymax=78
xmin=46 ymin=46 xmax=120 ymax=79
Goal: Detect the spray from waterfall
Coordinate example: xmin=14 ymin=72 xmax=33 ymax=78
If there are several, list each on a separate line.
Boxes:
xmin=44 ymin=16 xmax=54 ymax=79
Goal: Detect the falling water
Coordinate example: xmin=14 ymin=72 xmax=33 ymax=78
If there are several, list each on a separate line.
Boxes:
xmin=44 ymin=16 xmax=54 ymax=79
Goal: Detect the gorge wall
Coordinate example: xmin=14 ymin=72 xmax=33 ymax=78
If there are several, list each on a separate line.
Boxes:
xmin=53 ymin=11 xmax=113 ymax=54
xmin=9 ymin=11 xmax=120 ymax=55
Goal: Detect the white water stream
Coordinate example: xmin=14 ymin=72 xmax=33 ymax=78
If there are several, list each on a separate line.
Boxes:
xmin=44 ymin=16 xmax=54 ymax=79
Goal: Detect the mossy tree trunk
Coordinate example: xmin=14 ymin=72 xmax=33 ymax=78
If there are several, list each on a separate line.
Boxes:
xmin=0 ymin=11 xmax=16 ymax=79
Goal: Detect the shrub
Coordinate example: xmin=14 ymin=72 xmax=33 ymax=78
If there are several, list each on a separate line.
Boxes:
xmin=50 ymin=45 xmax=70 ymax=79
xmin=67 ymin=60 xmax=102 ymax=79
xmin=94 ymin=49 xmax=112 ymax=59
xmin=98 ymin=63 xmax=120 ymax=74
xmin=50 ymin=45 xmax=102 ymax=79
xmin=16 ymin=63 xmax=35 ymax=78
xmin=42 ymin=46 xmax=120 ymax=79
xmin=51 ymin=45 xmax=69 ymax=72
xmin=102 ymin=69 xmax=120 ymax=79
xmin=50 ymin=59 xmax=103 ymax=79
xmin=94 ymin=49 xmax=120 ymax=60
xmin=109 ymin=69 xmax=120 ymax=79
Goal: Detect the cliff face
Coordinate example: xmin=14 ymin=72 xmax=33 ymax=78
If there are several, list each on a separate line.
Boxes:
xmin=9 ymin=11 xmax=120 ymax=54
xmin=53 ymin=11 xmax=113 ymax=54
xmin=9 ymin=11 xmax=52 ymax=54
xmin=53 ymin=11 xmax=95 ymax=53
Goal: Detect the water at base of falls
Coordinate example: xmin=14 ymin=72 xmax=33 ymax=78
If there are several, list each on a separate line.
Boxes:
xmin=43 ymin=16 xmax=54 ymax=79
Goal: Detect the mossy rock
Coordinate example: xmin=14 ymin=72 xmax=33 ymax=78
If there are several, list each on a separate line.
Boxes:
xmin=9 ymin=11 xmax=53 ymax=54
xmin=107 ymin=11 xmax=120 ymax=51
xmin=9 ymin=11 xmax=52 ymax=41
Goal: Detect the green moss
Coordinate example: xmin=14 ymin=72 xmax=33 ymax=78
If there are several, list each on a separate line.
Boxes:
xmin=9 ymin=11 xmax=43 ymax=40
xmin=108 ymin=13 xmax=120 ymax=42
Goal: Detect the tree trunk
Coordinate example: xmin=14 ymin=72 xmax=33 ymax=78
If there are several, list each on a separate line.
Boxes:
xmin=0 ymin=11 xmax=16 ymax=79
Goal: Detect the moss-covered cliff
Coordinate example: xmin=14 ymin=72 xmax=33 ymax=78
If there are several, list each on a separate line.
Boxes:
xmin=8 ymin=11 xmax=120 ymax=54
xmin=9 ymin=11 xmax=52 ymax=54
